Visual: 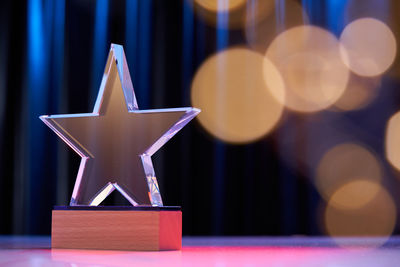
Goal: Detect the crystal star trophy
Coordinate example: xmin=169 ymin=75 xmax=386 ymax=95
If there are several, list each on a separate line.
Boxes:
xmin=40 ymin=44 xmax=199 ymax=251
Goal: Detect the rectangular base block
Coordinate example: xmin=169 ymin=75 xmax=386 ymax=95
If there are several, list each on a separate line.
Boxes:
xmin=51 ymin=206 xmax=182 ymax=251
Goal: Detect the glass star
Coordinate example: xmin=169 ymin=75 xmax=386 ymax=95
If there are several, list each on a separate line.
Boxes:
xmin=40 ymin=44 xmax=200 ymax=206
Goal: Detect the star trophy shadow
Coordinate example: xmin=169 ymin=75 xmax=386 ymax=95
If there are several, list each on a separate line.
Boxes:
xmin=42 ymin=44 xmax=199 ymax=251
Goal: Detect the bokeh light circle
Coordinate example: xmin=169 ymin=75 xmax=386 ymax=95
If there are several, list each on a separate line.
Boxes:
xmin=315 ymin=143 xmax=382 ymax=202
xmin=194 ymin=0 xmax=246 ymax=12
xmin=385 ymin=111 xmax=400 ymax=171
xmin=266 ymin=25 xmax=349 ymax=113
xmin=333 ymin=74 xmax=381 ymax=111
xmin=193 ymin=0 xmax=269 ymax=29
xmin=340 ymin=18 xmax=397 ymax=77
xmin=191 ymin=47 xmax=285 ymax=144
xmin=325 ymin=182 xmax=396 ymax=242
xmin=328 ymin=180 xmax=381 ymax=210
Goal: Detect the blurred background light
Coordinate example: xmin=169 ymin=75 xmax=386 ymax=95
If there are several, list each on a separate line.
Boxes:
xmin=193 ymin=0 xmax=247 ymax=29
xmin=333 ymin=74 xmax=381 ymax=111
xmin=328 ymin=180 xmax=381 ymax=210
xmin=245 ymin=0 xmax=307 ymax=54
xmin=315 ymin=143 xmax=382 ymax=203
xmin=195 ymin=0 xmax=246 ymax=13
xmin=193 ymin=0 xmax=276 ymax=30
xmin=191 ymin=47 xmax=285 ymax=144
xmin=340 ymin=18 xmax=397 ymax=77
xmin=324 ymin=181 xmax=396 ymax=242
xmin=266 ymin=25 xmax=349 ymax=113
xmin=194 ymin=0 xmax=278 ymax=29
xmin=385 ymin=111 xmax=400 ymax=171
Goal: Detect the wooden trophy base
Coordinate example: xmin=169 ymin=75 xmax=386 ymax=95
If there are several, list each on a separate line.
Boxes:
xmin=51 ymin=206 xmax=182 ymax=251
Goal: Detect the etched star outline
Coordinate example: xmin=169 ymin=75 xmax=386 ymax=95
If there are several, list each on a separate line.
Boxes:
xmin=40 ymin=44 xmax=200 ymax=206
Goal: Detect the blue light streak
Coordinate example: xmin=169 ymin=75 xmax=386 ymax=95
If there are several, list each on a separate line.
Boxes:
xmin=125 ymin=0 xmax=139 ymax=84
xmin=53 ymin=0 xmax=65 ymax=110
xmin=126 ymin=0 xmax=152 ymax=109
xmin=326 ymin=0 xmax=348 ymax=36
xmin=213 ymin=0 xmax=230 ymax=235
xmin=136 ymin=0 xmax=153 ymax=109
xmin=27 ymin=0 xmax=49 ymax=234
xmin=28 ymin=0 xmax=45 ymax=89
xmin=91 ymin=0 xmax=109 ymax=103
xmin=182 ymin=0 xmax=194 ymax=105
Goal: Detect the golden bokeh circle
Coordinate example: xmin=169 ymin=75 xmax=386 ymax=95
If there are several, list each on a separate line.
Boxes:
xmin=328 ymin=180 xmax=381 ymax=210
xmin=385 ymin=111 xmax=400 ymax=171
xmin=193 ymin=0 xmax=272 ymax=29
xmin=194 ymin=0 xmax=246 ymax=13
xmin=191 ymin=47 xmax=285 ymax=144
xmin=333 ymin=74 xmax=381 ymax=111
xmin=266 ymin=25 xmax=349 ymax=113
xmin=340 ymin=18 xmax=397 ymax=77
xmin=315 ymin=143 xmax=382 ymax=202
xmin=325 ymin=182 xmax=396 ymax=242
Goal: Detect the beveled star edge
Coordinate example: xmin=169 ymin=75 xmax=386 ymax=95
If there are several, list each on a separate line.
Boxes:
xmin=40 ymin=43 xmax=200 ymax=207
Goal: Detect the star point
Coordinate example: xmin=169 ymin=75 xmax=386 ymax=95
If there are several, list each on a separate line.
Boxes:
xmin=40 ymin=44 xmax=200 ymax=206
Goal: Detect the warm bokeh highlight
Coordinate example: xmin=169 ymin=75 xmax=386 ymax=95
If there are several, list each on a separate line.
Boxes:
xmin=194 ymin=0 xmax=246 ymax=12
xmin=340 ymin=18 xmax=397 ymax=77
xmin=193 ymin=0 xmax=263 ymax=29
xmin=325 ymin=181 xmax=396 ymax=244
xmin=333 ymin=74 xmax=381 ymax=111
xmin=315 ymin=143 xmax=382 ymax=202
xmin=385 ymin=111 xmax=400 ymax=171
xmin=266 ymin=25 xmax=349 ymax=112
xmin=328 ymin=180 xmax=381 ymax=210
xmin=191 ymin=47 xmax=285 ymax=144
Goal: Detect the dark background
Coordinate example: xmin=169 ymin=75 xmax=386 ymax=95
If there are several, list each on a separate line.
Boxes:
xmin=0 ymin=0 xmax=400 ymax=236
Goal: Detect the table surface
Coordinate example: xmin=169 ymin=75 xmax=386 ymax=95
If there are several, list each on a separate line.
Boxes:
xmin=0 ymin=236 xmax=399 ymax=266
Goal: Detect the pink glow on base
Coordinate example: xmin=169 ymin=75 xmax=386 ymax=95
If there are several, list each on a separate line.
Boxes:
xmin=1 ymin=245 xmax=398 ymax=267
